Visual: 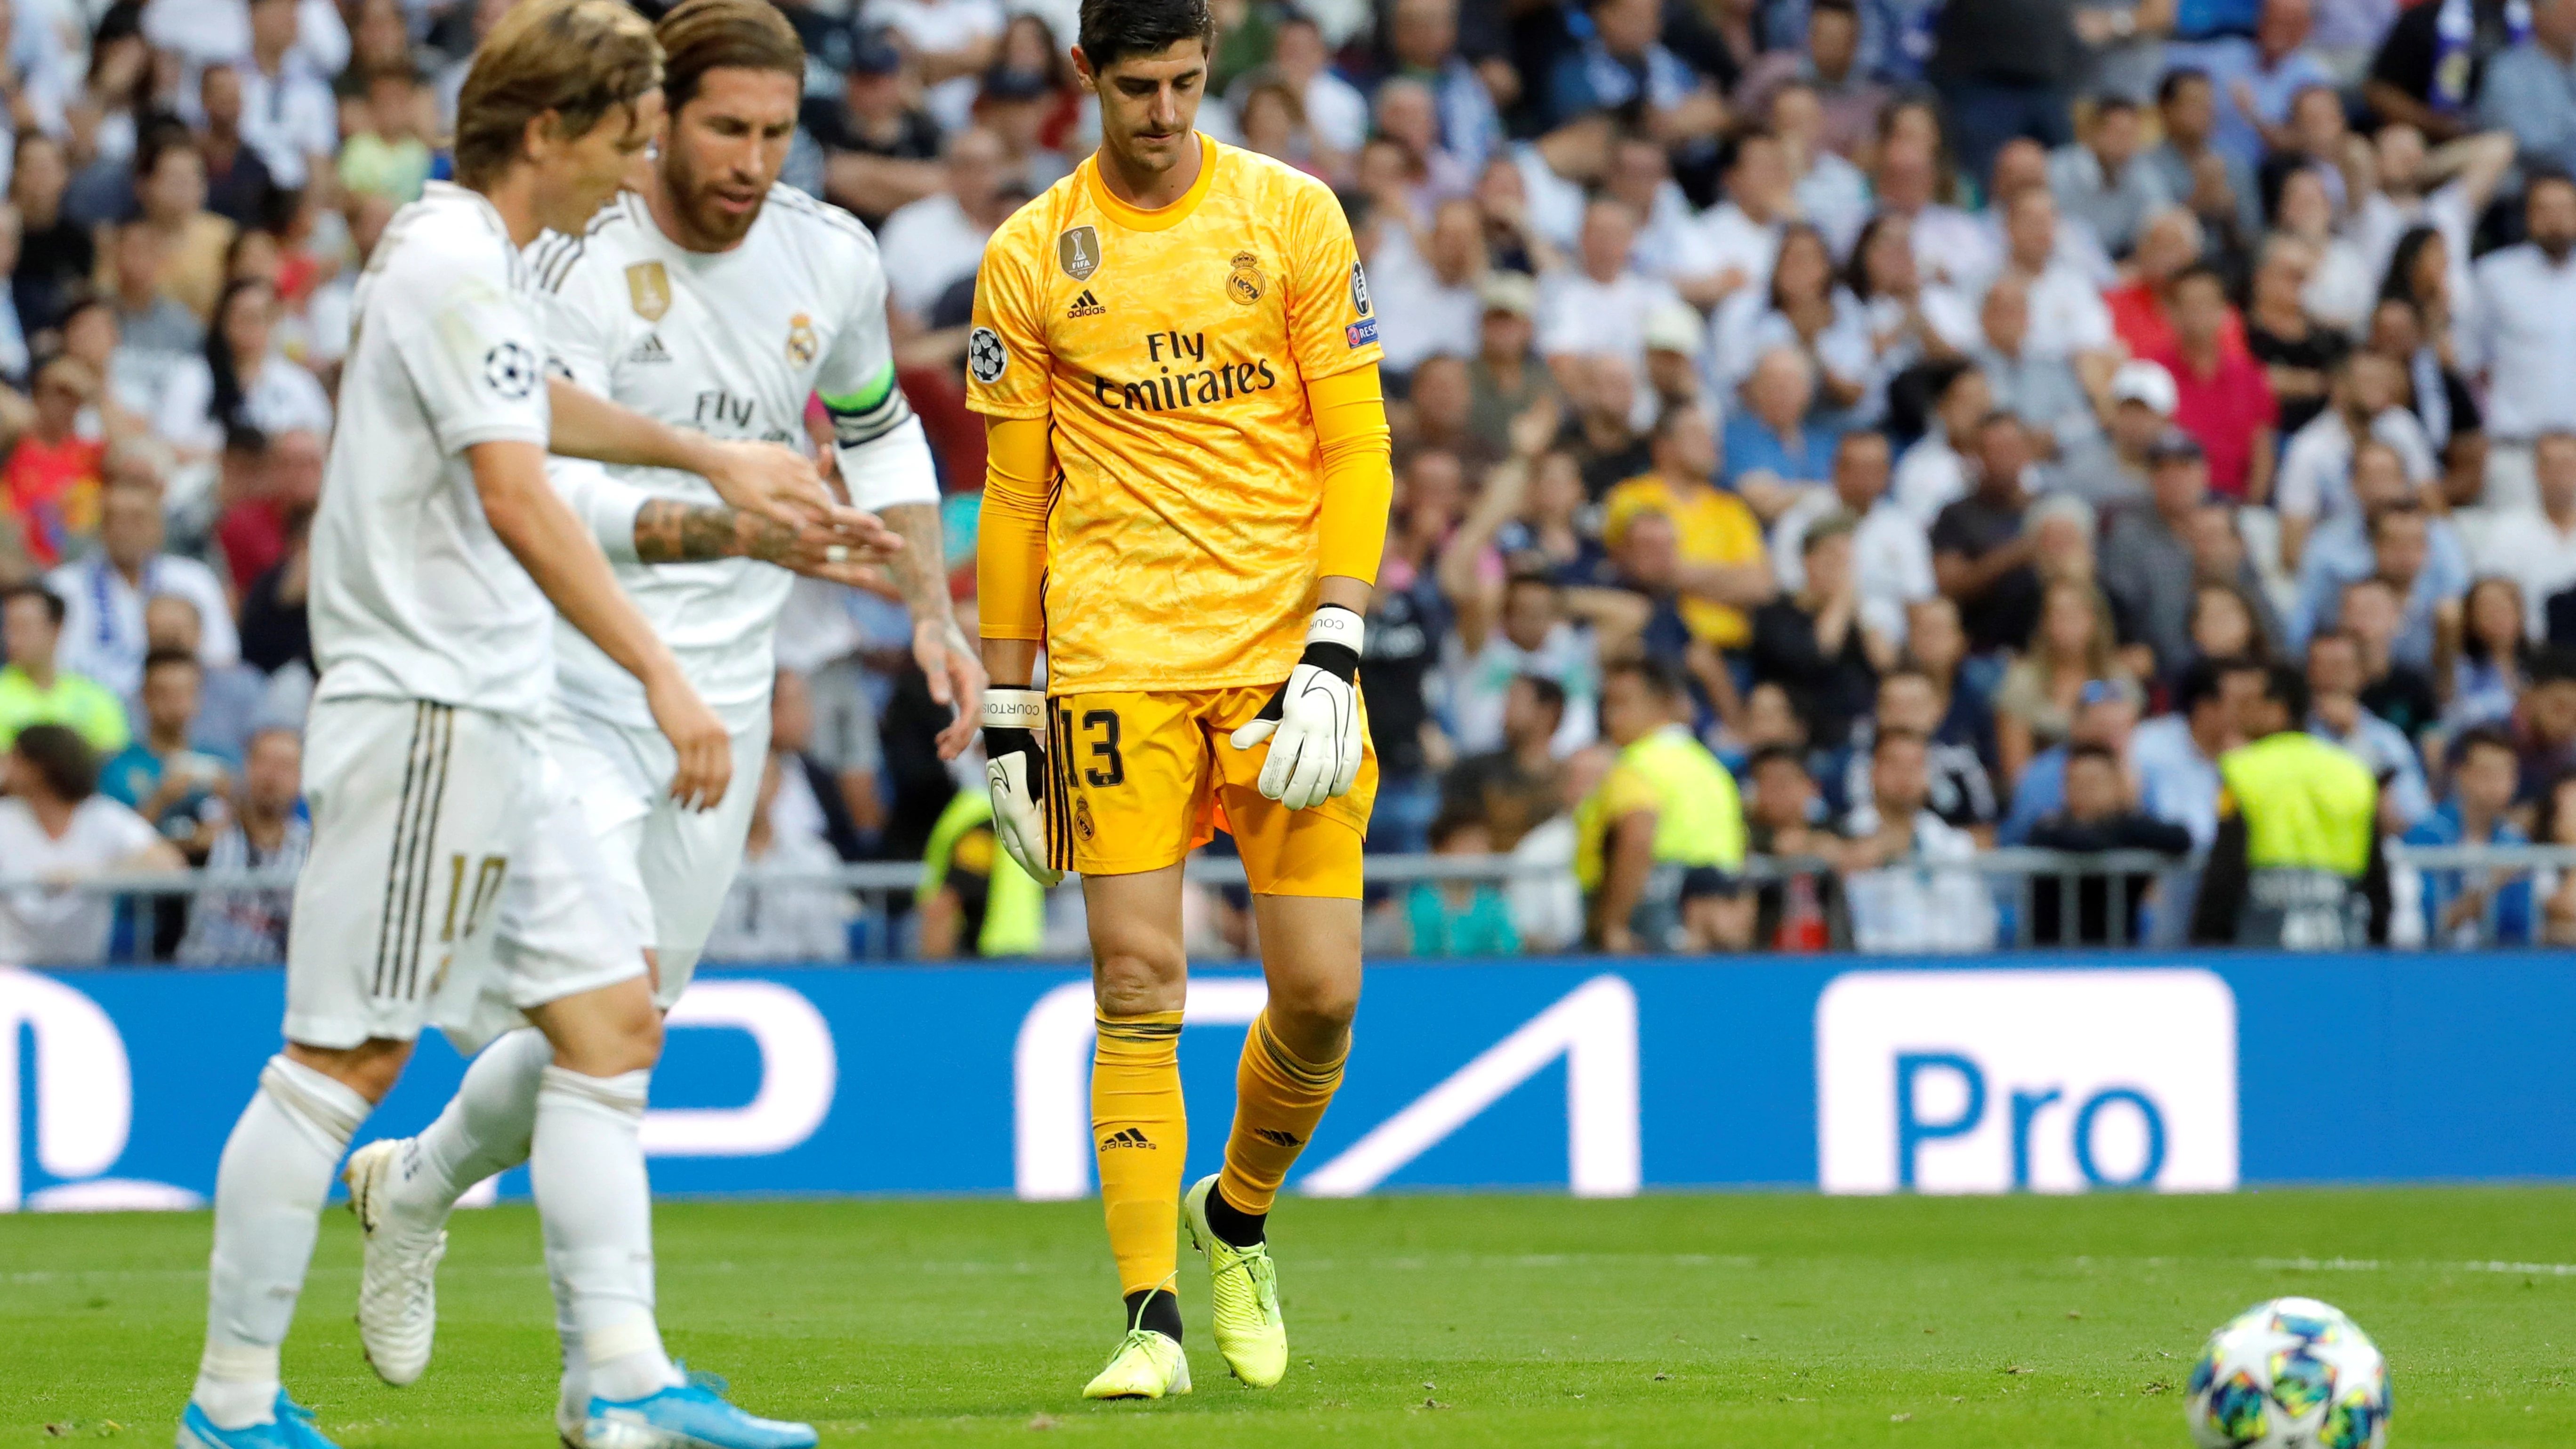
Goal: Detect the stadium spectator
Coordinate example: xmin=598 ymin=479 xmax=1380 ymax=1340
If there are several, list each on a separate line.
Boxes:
xmin=2295 ymin=465 xmax=2468 ymax=671
xmin=1768 ymin=82 xmax=1872 ymax=256
xmin=1932 ymin=411 xmax=2047 ymax=655
xmin=2535 ymin=766 xmax=2576 ymax=940
xmin=1999 ymin=674 xmax=2145 ymax=845
xmin=13 ymin=134 xmax=88 ymax=335
xmin=1750 ymin=511 xmax=1889 ymax=745
xmin=5 ymin=355 xmax=106 ymax=568
xmin=1710 ymin=224 xmax=1866 ymax=415
xmin=1639 ymin=302 xmax=1711 ymax=422
xmin=1441 ymin=672 xmax=1570 ymax=852
xmin=0 ymin=580 xmax=125 ymax=753
xmin=1836 ymin=651 xmax=2003 ymax=833
xmin=2027 ymin=741 xmax=2194 ymax=944
xmin=1969 ymin=275 xmax=2103 ymax=469
xmin=1770 ymin=428 xmax=1933 ymax=646
xmin=876 ymin=126 xmax=1010 ymax=325
xmin=99 ymin=643 xmax=232 ymax=842
xmin=2366 ymin=0 xmax=2520 ymax=141
xmin=1394 ymin=354 xmax=1500 ymax=475
xmin=1992 ymin=186 xmax=2116 ymax=365
xmin=1721 ymin=346 xmax=1839 ymax=509
xmin=2307 ymin=628 xmax=2434 ymax=831
xmin=2242 ymin=235 xmax=2343 ymax=441
xmin=105 ymin=221 xmax=204 ymax=393
xmin=2134 ymin=653 xmax=2258 ymax=853
xmin=229 ymin=0 xmax=336 ymax=194
xmin=2475 ymin=0 xmax=2576 ymax=175
xmin=2144 ymin=71 xmax=2263 ymax=245
xmin=1873 ymin=132 xmax=1997 ymax=290
xmin=1844 ymin=213 xmax=1978 ymax=389
xmin=2103 ymin=435 xmax=2221 ymax=678
xmin=48 ymin=458 xmax=237 ymax=696
xmin=174 ymin=723 xmax=307 ymax=965
xmin=0 ymin=721 xmax=180 ymax=965
xmin=2448 ymin=575 xmax=2534 ymax=732
xmin=2157 ymin=263 xmax=2277 ymax=503
xmin=2274 ymin=351 xmax=2438 ymax=569
xmin=2363 ymin=298 xmax=2485 ymax=506
xmin=1839 ymin=727 xmax=1996 ymax=951
xmin=1559 ymin=353 xmax=1653 ymax=497
xmin=1441 ymin=452 xmax=1610 ymax=752
xmin=1575 ymin=657 xmax=1752 ymax=952
xmin=1405 ymin=810 xmax=1521 ymax=957
xmin=1464 ymin=272 xmax=1551 ymax=458
xmin=2467 ymin=172 xmax=2576 ymax=515
xmin=335 ymin=64 xmax=436 ymax=205
xmin=1892 ymin=358 xmax=1991 ymax=525
xmin=1540 ymin=199 xmax=1682 ymax=373
xmin=2509 ymin=649 xmax=2576 ymax=803
xmin=1372 ymin=197 xmax=1485 ymax=380
xmin=2397 ymin=725 xmax=2535 ymax=947
xmin=810 ymin=30 xmax=943 ymax=231
xmin=2334 ymin=576 xmax=2441 ymax=739
xmin=1741 ymin=742 xmax=1852 ymax=950
xmin=1602 ymin=403 xmax=1775 ymax=655
xmin=1680 ymin=125 xmax=1793 ymax=313
xmin=144 ymin=592 xmax=266 ymax=759
xmin=2274 ymin=168 xmax=2375 ymax=333
xmin=127 ymin=128 xmax=232 ymax=324
xmin=2047 ymin=97 xmax=2168 ymax=257
xmin=1267 ymin=9 xmax=1368 ymax=155
xmin=2488 ymin=435 xmax=2576 ymax=639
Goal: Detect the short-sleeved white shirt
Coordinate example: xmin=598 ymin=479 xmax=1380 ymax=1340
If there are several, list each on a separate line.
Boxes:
xmin=0 ymin=796 xmax=161 ymax=965
xmin=531 ymin=185 xmax=934 ymax=732
xmin=309 ymin=182 xmax=555 ymax=721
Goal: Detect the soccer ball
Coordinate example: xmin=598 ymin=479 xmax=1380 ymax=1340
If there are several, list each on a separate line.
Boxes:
xmin=2185 ymin=1296 xmax=2390 ymax=1448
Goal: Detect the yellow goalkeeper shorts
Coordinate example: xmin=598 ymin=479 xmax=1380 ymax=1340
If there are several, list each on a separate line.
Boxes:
xmin=1044 ymin=685 xmax=1376 ymax=897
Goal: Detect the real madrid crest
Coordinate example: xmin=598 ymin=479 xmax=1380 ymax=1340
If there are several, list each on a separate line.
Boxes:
xmin=625 ymin=261 xmax=671 ymax=322
xmin=1226 ymin=251 xmax=1264 ymax=306
xmin=786 ymin=313 xmax=819 ymax=367
xmin=1057 ymin=225 xmax=1102 ymax=281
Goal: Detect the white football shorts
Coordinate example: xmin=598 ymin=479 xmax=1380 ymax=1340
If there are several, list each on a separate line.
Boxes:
xmin=542 ymin=704 xmax=772 ymax=1007
xmin=282 ymin=696 xmax=639 ymax=1052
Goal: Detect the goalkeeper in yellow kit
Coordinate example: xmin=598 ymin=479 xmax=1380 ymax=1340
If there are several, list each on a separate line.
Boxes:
xmin=967 ymin=0 xmax=1393 ymax=1402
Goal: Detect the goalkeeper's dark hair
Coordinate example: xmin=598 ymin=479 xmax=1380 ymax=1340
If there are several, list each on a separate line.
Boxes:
xmin=1079 ymin=0 xmax=1215 ymax=69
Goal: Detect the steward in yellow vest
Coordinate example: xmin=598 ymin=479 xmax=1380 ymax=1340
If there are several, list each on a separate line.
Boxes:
xmin=2191 ymin=663 xmax=2386 ymax=947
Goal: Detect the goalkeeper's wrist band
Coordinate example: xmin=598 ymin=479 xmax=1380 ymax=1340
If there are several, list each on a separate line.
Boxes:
xmin=982 ymin=687 xmax=1046 ymax=731
xmin=1302 ymin=606 xmax=1364 ymax=681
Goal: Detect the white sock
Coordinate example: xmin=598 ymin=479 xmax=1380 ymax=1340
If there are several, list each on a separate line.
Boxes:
xmin=194 ymin=1056 xmax=370 ymax=1429
xmin=549 ymin=1238 xmax=590 ymax=1425
xmin=393 ymin=1027 xmax=551 ymax=1216
xmin=531 ymin=1065 xmax=679 ymax=1406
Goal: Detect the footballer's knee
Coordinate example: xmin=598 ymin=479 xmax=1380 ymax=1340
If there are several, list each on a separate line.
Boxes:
xmin=1263 ymin=974 xmax=1359 ymax=1055
xmin=531 ymin=976 xmax=665 ymax=1077
xmin=1090 ymin=920 xmax=1187 ymax=1017
xmin=285 ymin=1037 xmax=415 ymax=1104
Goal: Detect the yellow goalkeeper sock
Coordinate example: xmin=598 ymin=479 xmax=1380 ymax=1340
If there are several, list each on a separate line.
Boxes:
xmin=1216 ymin=1010 xmax=1345 ymax=1226
xmin=1092 ymin=1010 xmax=1186 ymax=1302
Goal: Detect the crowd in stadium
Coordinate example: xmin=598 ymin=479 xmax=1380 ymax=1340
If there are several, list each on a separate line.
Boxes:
xmin=1 ymin=0 xmax=2575 ymax=963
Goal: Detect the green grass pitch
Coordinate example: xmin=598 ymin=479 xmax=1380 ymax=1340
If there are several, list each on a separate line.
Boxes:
xmin=8 ymin=1188 xmax=2576 ymax=1446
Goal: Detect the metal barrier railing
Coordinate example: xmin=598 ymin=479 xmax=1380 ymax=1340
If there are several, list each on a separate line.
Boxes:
xmin=8 ymin=840 xmax=2564 ymax=963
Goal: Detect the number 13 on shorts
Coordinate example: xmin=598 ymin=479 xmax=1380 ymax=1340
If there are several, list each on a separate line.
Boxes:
xmin=1045 ymin=686 xmax=1377 ymax=898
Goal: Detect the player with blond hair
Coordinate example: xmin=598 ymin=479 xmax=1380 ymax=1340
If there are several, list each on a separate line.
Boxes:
xmin=334 ymin=2 xmax=977 ymax=1444
xmin=179 ymin=4 xmax=873 ymax=1445
xmin=970 ymin=0 xmax=1393 ymax=1401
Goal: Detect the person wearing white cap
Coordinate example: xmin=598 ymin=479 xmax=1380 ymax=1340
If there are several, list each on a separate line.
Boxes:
xmin=2046 ymin=356 xmax=2173 ymax=509
xmin=1641 ymin=300 xmax=1711 ymax=422
xmin=1466 ymin=270 xmax=1556 ymax=455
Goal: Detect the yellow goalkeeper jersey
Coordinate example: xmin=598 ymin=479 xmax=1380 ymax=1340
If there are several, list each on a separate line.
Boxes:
xmin=964 ymin=136 xmax=1383 ymax=694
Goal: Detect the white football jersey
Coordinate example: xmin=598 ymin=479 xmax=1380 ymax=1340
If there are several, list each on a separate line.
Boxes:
xmin=531 ymin=185 xmax=937 ymax=731
xmin=310 ymin=181 xmax=556 ymax=722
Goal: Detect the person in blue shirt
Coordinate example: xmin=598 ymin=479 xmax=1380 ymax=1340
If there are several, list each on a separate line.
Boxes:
xmin=1407 ymin=812 xmax=1523 ymax=956
xmin=1998 ymin=677 xmax=2144 ymax=845
xmin=2402 ymin=724 xmax=2535 ymax=945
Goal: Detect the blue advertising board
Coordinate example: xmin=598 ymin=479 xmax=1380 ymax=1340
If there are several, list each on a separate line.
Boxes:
xmin=5 ymin=953 xmax=2573 ymax=1211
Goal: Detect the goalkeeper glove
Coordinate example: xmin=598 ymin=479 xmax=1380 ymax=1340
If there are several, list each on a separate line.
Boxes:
xmin=982 ymin=687 xmax=1064 ymax=886
xmin=1229 ymin=605 xmax=1365 ymax=811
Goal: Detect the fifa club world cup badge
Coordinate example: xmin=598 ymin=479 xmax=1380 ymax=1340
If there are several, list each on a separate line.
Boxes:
xmin=625 ymin=261 xmax=671 ymax=322
xmin=1057 ymin=225 xmax=1101 ymax=281
xmin=1226 ymin=252 xmax=1264 ymax=306
xmin=786 ymin=314 xmax=819 ymax=367
xmin=968 ymin=327 xmax=1007 ymax=384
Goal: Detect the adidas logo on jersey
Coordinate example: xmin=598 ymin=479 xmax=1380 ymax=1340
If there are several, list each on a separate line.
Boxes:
xmin=1067 ymin=290 xmax=1107 ymax=318
xmin=1098 ymin=1127 xmax=1155 ymax=1150
xmin=627 ymin=332 xmax=672 ymax=364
